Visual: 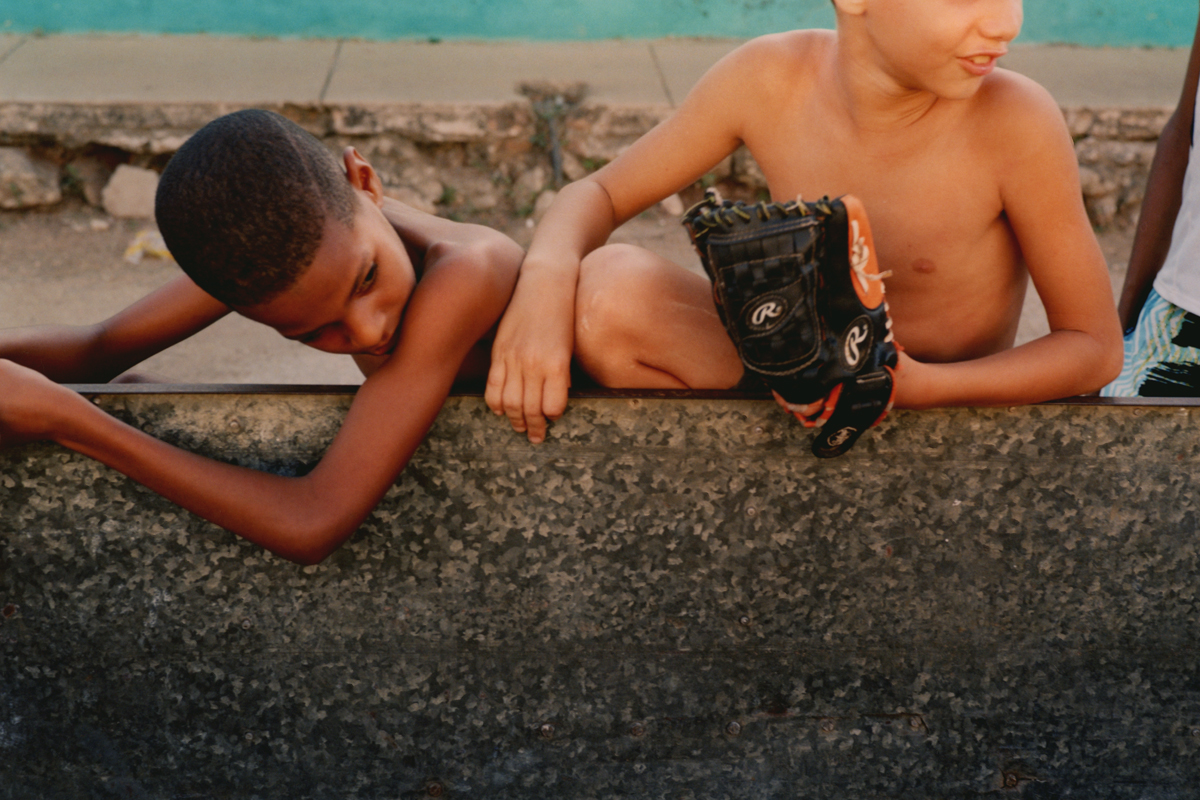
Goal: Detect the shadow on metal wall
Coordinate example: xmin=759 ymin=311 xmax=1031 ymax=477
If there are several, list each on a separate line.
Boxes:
xmin=2 ymin=387 xmax=1199 ymax=798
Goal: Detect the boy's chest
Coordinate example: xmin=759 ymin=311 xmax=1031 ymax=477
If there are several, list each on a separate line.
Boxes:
xmin=745 ymin=122 xmax=1026 ymax=360
xmin=748 ymin=124 xmax=1011 ymax=278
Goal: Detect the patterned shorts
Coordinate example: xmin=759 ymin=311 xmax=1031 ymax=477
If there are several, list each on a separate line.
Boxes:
xmin=1101 ymin=287 xmax=1200 ymax=397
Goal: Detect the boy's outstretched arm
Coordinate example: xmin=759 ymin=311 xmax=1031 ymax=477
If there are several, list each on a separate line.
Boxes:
xmin=893 ymin=76 xmax=1123 ymax=408
xmin=0 ymin=275 xmax=230 ymax=383
xmin=0 ymin=219 xmax=521 ymax=565
xmin=1114 ymin=11 xmax=1200 ymax=330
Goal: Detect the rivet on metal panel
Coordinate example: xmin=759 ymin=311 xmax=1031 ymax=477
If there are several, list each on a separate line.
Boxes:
xmin=725 ymin=721 xmax=742 ymax=736
xmin=426 ymin=781 xmax=445 ymax=798
xmin=629 ymin=722 xmax=646 ymax=738
xmin=539 ymin=723 xmax=555 ymax=740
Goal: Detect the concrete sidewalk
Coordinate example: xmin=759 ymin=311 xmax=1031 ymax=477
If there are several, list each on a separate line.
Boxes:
xmin=0 ymin=33 xmax=1191 ymax=109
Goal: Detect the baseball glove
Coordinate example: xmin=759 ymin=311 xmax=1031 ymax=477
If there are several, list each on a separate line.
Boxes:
xmin=683 ymin=190 xmax=898 ymax=457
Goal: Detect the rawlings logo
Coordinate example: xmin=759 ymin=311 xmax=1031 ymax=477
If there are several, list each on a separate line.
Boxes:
xmin=827 ymin=427 xmax=857 ymax=449
xmin=842 ymin=317 xmax=872 ymax=370
xmin=745 ymin=295 xmax=789 ymax=331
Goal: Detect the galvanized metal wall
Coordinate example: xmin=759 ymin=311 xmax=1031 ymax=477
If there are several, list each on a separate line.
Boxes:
xmin=2 ymin=389 xmax=1199 ymax=798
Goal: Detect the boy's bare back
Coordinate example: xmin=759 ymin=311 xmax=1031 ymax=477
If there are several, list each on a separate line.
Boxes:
xmin=489 ymin=0 xmax=1121 ymax=439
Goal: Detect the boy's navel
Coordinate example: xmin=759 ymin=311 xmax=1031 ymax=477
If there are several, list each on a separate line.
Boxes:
xmin=911 ymin=258 xmax=936 ymax=274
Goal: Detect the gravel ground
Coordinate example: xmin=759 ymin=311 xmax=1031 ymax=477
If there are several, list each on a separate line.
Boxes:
xmin=0 ymin=201 xmax=1135 ymax=385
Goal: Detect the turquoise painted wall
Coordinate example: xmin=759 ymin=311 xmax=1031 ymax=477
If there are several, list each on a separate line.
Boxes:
xmin=0 ymin=0 xmax=1195 ymax=47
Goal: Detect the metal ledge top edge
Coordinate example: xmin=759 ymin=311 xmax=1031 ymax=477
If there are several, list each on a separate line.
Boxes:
xmin=63 ymin=382 xmax=1200 ymax=407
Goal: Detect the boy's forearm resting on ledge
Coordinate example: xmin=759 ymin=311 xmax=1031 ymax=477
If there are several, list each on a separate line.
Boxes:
xmin=893 ymin=328 xmax=1123 ymax=410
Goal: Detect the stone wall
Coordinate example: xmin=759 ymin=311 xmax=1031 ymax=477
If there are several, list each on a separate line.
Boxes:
xmin=1067 ymin=107 xmax=1172 ymax=228
xmin=0 ymin=100 xmax=1172 ymax=229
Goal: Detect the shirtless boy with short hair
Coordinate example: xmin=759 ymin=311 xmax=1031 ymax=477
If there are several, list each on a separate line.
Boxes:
xmin=0 ymin=109 xmax=522 ymax=564
xmin=486 ymin=0 xmax=1123 ymax=442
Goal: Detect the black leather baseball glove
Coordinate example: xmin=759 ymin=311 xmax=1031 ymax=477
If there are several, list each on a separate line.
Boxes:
xmin=684 ymin=190 xmax=898 ymax=457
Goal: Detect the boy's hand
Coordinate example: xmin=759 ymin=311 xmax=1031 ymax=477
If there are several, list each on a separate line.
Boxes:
xmin=485 ymin=279 xmax=573 ymax=443
xmin=0 ymin=359 xmax=77 ymax=448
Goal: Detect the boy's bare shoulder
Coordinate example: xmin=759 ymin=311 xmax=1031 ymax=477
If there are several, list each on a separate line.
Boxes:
xmin=960 ymin=68 xmax=1073 ymax=177
xmin=973 ymin=68 xmax=1068 ymax=140
xmin=725 ymin=28 xmax=835 ymax=74
xmin=698 ymin=29 xmax=833 ymax=116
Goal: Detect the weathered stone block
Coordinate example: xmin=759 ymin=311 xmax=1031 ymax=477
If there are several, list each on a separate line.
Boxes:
xmin=0 ymin=147 xmax=61 ymax=209
xmin=101 ymin=163 xmax=159 ymax=218
xmin=64 ymin=155 xmax=115 ymax=207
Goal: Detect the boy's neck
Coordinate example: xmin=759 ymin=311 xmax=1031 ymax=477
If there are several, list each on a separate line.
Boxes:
xmin=830 ymin=39 xmax=943 ymax=134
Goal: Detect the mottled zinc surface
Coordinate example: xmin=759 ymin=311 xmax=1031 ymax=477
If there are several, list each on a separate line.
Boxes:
xmin=3 ymin=392 xmax=1200 ymax=798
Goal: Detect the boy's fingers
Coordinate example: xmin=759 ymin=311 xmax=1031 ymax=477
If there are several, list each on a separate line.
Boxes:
xmin=486 ymin=360 xmax=537 ymax=437
xmin=504 ymin=386 xmax=529 ymax=433
xmin=542 ymin=367 xmax=568 ymax=419
xmin=494 ymin=367 xmax=529 ymax=434
xmin=523 ymin=380 xmax=548 ymax=444
xmin=484 ymin=361 xmax=506 ymax=415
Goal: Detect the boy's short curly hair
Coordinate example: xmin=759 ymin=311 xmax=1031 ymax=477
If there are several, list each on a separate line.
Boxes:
xmin=155 ymin=109 xmax=357 ymax=308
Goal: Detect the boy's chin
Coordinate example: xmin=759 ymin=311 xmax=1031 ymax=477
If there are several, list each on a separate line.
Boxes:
xmin=926 ymin=81 xmax=985 ymax=103
xmin=941 ymin=74 xmax=991 ymax=100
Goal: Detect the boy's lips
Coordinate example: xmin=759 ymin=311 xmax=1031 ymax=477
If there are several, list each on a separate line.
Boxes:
xmin=959 ymin=51 xmax=1004 ymax=77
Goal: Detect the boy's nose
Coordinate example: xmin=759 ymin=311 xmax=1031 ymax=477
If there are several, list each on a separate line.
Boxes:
xmin=981 ymin=0 xmax=1023 ymax=43
xmin=345 ymin=303 xmax=387 ymax=352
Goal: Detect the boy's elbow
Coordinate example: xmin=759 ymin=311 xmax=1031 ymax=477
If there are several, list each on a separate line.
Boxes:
xmin=264 ymin=506 xmax=359 ymax=566
xmin=286 ymin=547 xmax=335 ymax=568
xmin=274 ymin=531 xmax=348 ymax=567
xmin=1096 ymin=343 xmax=1124 ymax=389
xmin=1079 ymin=322 xmax=1124 ymax=393
xmin=1102 ymin=335 xmax=1124 ymax=379
xmin=1098 ymin=316 xmax=1125 ymax=385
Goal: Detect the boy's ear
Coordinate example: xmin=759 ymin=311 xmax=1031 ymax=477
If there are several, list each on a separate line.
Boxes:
xmin=832 ymin=0 xmax=866 ymax=15
xmin=342 ymin=147 xmax=384 ymax=205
